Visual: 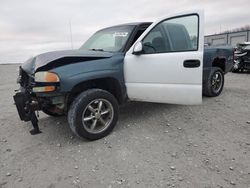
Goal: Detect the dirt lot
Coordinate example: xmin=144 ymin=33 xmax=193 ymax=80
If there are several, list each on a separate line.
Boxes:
xmin=0 ymin=64 xmax=250 ymax=188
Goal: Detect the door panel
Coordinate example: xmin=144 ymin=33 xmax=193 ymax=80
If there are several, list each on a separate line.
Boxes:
xmin=124 ymin=11 xmax=204 ymax=105
xmin=125 ymin=51 xmax=203 ymax=104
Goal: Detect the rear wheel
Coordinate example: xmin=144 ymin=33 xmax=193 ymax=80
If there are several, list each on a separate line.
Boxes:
xmin=203 ymin=67 xmax=224 ymax=97
xmin=68 ymin=89 xmax=119 ymax=140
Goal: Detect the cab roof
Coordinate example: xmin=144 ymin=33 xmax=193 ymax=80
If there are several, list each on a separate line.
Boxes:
xmin=100 ymin=22 xmax=153 ymax=30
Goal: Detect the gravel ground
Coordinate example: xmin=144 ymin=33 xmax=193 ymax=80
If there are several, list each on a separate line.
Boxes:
xmin=0 ymin=64 xmax=250 ymax=188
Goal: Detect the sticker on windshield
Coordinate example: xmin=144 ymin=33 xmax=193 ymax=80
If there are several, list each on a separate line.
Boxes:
xmin=113 ymin=32 xmax=128 ymax=37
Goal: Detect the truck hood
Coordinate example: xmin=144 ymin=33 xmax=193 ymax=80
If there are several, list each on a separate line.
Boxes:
xmin=21 ymin=50 xmax=113 ymax=74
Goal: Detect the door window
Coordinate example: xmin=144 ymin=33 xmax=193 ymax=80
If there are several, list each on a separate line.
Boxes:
xmin=142 ymin=14 xmax=199 ymax=54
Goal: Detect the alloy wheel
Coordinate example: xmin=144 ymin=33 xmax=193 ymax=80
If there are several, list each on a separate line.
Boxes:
xmin=82 ymin=99 xmax=114 ymax=134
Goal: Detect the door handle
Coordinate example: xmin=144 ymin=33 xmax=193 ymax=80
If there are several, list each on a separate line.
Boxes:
xmin=183 ymin=60 xmax=200 ymax=68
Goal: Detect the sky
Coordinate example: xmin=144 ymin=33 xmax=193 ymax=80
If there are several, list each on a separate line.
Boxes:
xmin=0 ymin=0 xmax=249 ymax=64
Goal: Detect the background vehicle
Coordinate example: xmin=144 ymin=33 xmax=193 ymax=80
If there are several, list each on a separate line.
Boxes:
xmin=13 ymin=11 xmax=234 ymax=140
xmin=232 ymin=42 xmax=250 ymax=72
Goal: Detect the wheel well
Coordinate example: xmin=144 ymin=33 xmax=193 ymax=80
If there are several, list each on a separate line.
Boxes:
xmin=212 ymin=57 xmax=226 ymax=72
xmin=67 ymin=78 xmax=124 ymax=109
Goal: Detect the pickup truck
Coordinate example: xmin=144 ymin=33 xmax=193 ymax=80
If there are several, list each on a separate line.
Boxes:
xmin=13 ymin=11 xmax=234 ymax=140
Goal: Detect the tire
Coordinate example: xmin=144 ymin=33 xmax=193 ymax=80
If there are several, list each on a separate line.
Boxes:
xmin=203 ymin=67 xmax=224 ymax=97
xmin=42 ymin=108 xmax=64 ymax=117
xmin=67 ymin=89 xmax=119 ymax=140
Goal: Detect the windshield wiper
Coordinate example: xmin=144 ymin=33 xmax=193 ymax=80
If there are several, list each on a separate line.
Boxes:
xmin=89 ymin=48 xmax=104 ymax=51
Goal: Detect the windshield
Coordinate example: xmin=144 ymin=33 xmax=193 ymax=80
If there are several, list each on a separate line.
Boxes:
xmin=79 ymin=25 xmax=135 ymax=52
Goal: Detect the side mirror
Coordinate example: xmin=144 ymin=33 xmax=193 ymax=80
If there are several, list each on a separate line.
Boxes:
xmin=133 ymin=41 xmax=143 ymax=55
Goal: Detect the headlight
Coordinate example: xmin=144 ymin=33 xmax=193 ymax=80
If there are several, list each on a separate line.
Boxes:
xmin=34 ymin=71 xmax=59 ymax=83
xmin=33 ymin=71 xmax=59 ymax=92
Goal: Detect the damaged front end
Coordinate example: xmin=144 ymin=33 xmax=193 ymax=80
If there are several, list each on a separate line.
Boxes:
xmin=13 ymin=67 xmax=41 ymax=134
xmin=13 ymin=50 xmax=114 ymax=135
xmin=13 ymin=66 xmax=64 ymax=135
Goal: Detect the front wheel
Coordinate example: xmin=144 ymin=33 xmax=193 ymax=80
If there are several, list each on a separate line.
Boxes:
xmin=68 ymin=89 xmax=119 ymax=140
xmin=203 ymin=67 xmax=224 ymax=97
